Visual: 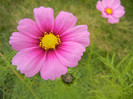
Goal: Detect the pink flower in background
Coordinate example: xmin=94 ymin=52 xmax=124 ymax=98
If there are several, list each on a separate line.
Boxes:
xmin=96 ymin=0 xmax=125 ymax=24
xmin=9 ymin=6 xmax=90 ymax=80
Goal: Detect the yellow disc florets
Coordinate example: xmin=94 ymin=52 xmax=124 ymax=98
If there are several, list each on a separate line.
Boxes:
xmin=106 ymin=8 xmax=112 ymax=15
xmin=39 ymin=31 xmax=61 ymax=50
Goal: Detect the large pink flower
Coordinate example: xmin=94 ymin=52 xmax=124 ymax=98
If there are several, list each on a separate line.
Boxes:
xmin=9 ymin=6 xmax=90 ymax=80
xmin=96 ymin=0 xmax=125 ymax=24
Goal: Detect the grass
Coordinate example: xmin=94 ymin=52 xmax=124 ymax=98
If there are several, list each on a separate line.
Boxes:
xmin=0 ymin=0 xmax=133 ymax=99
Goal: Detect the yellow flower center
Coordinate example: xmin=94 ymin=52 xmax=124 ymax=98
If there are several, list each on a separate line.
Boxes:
xmin=39 ymin=31 xmax=61 ymax=50
xmin=106 ymin=8 xmax=112 ymax=15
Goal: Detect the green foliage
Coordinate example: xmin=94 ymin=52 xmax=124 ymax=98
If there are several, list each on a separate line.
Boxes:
xmin=0 ymin=0 xmax=133 ymax=99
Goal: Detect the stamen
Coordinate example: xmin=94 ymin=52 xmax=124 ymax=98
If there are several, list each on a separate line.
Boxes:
xmin=39 ymin=31 xmax=61 ymax=50
xmin=106 ymin=8 xmax=112 ymax=15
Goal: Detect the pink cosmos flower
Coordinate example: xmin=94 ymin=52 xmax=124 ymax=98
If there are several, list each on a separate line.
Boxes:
xmin=9 ymin=6 xmax=90 ymax=80
xmin=96 ymin=0 xmax=125 ymax=24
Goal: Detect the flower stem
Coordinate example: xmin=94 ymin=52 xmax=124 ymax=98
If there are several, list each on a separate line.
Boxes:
xmin=0 ymin=53 xmax=38 ymax=99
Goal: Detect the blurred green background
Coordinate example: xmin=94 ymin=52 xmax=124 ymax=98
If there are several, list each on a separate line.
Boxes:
xmin=0 ymin=0 xmax=133 ymax=99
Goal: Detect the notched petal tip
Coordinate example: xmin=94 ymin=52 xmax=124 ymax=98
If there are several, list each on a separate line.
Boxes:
xmin=108 ymin=17 xmax=120 ymax=24
xmin=33 ymin=6 xmax=53 ymax=13
xmin=33 ymin=6 xmax=54 ymax=33
xmin=41 ymin=70 xmax=68 ymax=81
xmin=96 ymin=1 xmax=103 ymax=11
xmin=59 ymin=11 xmax=77 ymax=22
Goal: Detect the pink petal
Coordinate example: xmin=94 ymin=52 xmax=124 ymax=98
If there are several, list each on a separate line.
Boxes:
xmin=102 ymin=0 xmax=114 ymax=8
xmin=9 ymin=32 xmax=39 ymax=51
xmin=100 ymin=7 xmax=111 ymax=18
xmin=96 ymin=1 xmax=104 ymax=11
xmin=25 ymin=51 xmax=46 ymax=77
xmin=108 ymin=16 xmax=119 ymax=24
xmin=60 ymin=25 xmax=90 ymax=47
xmin=33 ymin=6 xmax=54 ymax=33
xmin=17 ymin=18 xmax=42 ymax=39
xmin=12 ymin=47 xmax=45 ymax=77
xmin=54 ymin=11 xmax=77 ymax=35
xmin=101 ymin=9 xmax=110 ymax=18
xmin=40 ymin=50 xmax=67 ymax=80
xmin=101 ymin=13 xmax=113 ymax=19
xmin=101 ymin=13 xmax=109 ymax=18
xmin=112 ymin=0 xmax=121 ymax=10
xmin=113 ymin=6 xmax=125 ymax=18
xmin=55 ymin=42 xmax=85 ymax=67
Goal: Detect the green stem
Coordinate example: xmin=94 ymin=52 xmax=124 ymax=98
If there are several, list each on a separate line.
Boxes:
xmin=0 ymin=53 xmax=38 ymax=99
